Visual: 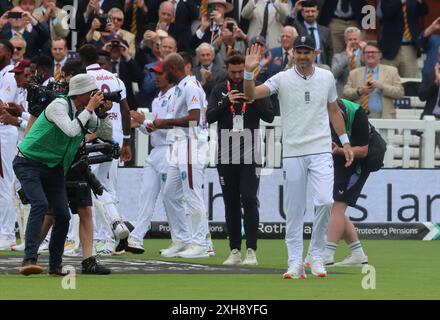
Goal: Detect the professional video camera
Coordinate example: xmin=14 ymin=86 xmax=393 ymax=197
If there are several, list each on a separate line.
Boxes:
xmin=67 ymin=139 xmax=120 ymax=196
xmin=27 ymin=78 xmax=69 ymax=117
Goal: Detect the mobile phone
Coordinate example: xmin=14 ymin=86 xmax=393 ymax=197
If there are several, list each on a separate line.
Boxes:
xmin=8 ymin=12 xmax=23 ymax=19
xmin=207 ymin=3 xmax=214 ymax=15
xmin=226 ymin=22 xmax=234 ymax=33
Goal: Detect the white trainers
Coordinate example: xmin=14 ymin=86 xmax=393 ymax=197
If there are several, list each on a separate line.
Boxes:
xmin=311 ymin=258 xmax=327 ymax=277
xmin=111 ymin=220 xmax=130 ymax=240
xmin=160 ymin=242 xmax=189 ymax=258
xmin=323 ymin=255 xmax=335 ymax=267
xmin=178 ymin=244 xmax=209 ymax=258
xmin=38 ymin=239 xmax=49 ymax=253
xmin=11 ymin=242 xmax=25 ymax=252
xmin=64 ymin=246 xmax=82 ymax=257
xmin=283 ymin=264 xmax=307 ymax=280
xmin=126 ymin=239 xmax=145 ymax=254
xmin=241 ymin=248 xmax=258 ymax=266
xmin=0 ymin=240 xmax=15 ymax=251
xmin=222 ymin=249 xmax=242 ymax=266
xmin=304 ymin=254 xmax=312 ymax=268
xmin=334 ymin=254 xmax=368 ymax=267
xmin=95 ymin=240 xmax=115 ymax=256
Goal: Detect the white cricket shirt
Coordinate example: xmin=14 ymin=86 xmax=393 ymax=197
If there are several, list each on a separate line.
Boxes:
xmin=264 ymin=66 xmax=338 ymax=157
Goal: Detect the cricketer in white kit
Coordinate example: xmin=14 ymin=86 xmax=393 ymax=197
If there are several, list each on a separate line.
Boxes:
xmin=154 ymin=53 xmax=211 ymax=259
xmin=243 ymin=37 xmax=354 ymax=279
xmin=0 ymin=60 xmax=18 ymax=250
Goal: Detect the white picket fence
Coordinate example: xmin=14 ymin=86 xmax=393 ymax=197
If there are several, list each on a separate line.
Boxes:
xmin=134 ymin=110 xmax=440 ymax=169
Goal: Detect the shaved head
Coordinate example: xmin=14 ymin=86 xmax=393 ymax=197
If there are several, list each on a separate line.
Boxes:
xmin=163 ymin=53 xmax=186 ymax=83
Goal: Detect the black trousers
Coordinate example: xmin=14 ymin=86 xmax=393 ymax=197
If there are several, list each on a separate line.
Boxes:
xmin=217 ymin=164 xmax=260 ymax=251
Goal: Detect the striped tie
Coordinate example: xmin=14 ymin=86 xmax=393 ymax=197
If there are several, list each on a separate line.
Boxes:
xmin=15 ymin=31 xmax=20 ymax=38
xmin=402 ymin=1 xmax=412 ymax=41
xmin=200 ymin=0 xmax=208 ymax=15
xmin=54 ymin=63 xmax=61 ymax=81
xmin=351 ymin=56 xmax=356 ymax=70
xmin=226 ymin=45 xmax=233 ymax=56
xmin=361 ymin=70 xmax=373 ymax=114
xmin=131 ymin=5 xmax=137 ymax=36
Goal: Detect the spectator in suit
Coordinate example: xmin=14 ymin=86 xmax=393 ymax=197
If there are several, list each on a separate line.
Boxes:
xmin=241 ymin=0 xmax=288 ymax=49
xmin=419 ymin=50 xmax=440 ymax=150
xmin=32 ymin=0 xmax=70 ymax=40
xmin=193 ymin=0 xmax=233 ymax=50
xmin=51 ymin=37 xmax=68 ymax=81
xmin=123 ymin=0 xmax=149 ymax=42
xmin=419 ymin=16 xmax=440 ymax=77
xmin=211 ymin=17 xmax=248 ymax=66
xmin=138 ymin=35 xmax=177 ymax=108
xmin=193 ymin=42 xmax=227 ymax=97
xmin=261 ymin=25 xmax=297 ymax=115
xmin=136 ymin=28 xmax=167 ymax=68
xmin=343 ymin=43 xmax=404 ymax=119
xmin=144 ymin=1 xmax=198 ymax=53
xmin=12 ymin=0 xmax=40 ymax=13
xmin=285 ymin=0 xmax=332 ymax=67
xmin=86 ymin=7 xmax=136 ymax=58
xmin=0 ymin=6 xmax=50 ymax=58
xmin=103 ymin=33 xmax=143 ymax=109
xmin=9 ymin=35 xmax=26 ymax=64
xmin=331 ymin=26 xmax=366 ymax=96
xmin=75 ymin=0 xmax=124 ymax=48
xmin=318 ymin=0 xmax=367 ymax=54
xmin=225 ymin=0 xmax=250 ymax=33
xmin=379 ymin=0 xmax=429 ymax=78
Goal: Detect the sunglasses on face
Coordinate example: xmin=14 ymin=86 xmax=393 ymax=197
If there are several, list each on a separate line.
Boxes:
xmin=111 ymin=17 xmax=123 ymax=22
xmin=14 ymin=47 xmax=23 ymax=51
xmin=364 ymin=51 xmax=380 ymax=55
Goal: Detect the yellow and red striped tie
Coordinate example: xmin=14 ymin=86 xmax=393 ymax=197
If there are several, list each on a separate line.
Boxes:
xmin=402 ymin=1 xmax=412 ymax=41
xmin=131 ymin=4 xmax=138 ymax=36
xmin=54 ymin=63 xmax=61 ymax=81
xmin=361 ymin=70 xmax=373 ymax=114
xmin=200 ymin=0 xmax=208 ymax=16
xmin=351 ymin=56 xmax=356 ymax=70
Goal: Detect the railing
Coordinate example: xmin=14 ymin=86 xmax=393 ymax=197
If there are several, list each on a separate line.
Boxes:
xmin=134 ymin=110 xmax=440 ymax=169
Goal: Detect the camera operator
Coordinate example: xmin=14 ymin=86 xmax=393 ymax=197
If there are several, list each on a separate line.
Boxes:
xmin=13 ymin=74 xmax=110 ymax=276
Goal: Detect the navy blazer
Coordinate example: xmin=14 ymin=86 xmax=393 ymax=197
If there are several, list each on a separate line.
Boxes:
xmin=0 ymin=23 xmax=50 ymax=58
xmin=318 ymin=0 xmax=368 ymax=27
xmin=379 ymin=0 xmax=428 ymax=60
xmin=418 ymin=69 xmax=439 ymax=119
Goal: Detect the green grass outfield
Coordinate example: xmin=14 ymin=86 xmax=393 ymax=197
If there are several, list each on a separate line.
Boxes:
xmin=0 ymin=239 xmax=439 ymax=300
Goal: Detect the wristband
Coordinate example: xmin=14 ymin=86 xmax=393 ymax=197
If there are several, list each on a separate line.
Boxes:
xmin=244 ymin=70 xmax=254 ymax=81
xmin=123 ymin=134 xmax=131 ymax=139
xmin=339 ymin=133 xmax=350 ymax=145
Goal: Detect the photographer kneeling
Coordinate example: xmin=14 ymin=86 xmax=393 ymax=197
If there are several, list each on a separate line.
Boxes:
xmin=13 ymin=74 xmax=109 ymax=276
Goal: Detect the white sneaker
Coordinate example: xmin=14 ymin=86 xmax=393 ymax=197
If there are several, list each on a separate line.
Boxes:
xmin=311 ymin=258 xmax=327 ymax=277
xmin=334 ymin=254 xmax=368 ymax=267
xmin=160 ymin=242 xmax=189 ymax=258
xmin=241 ymin=248 xmax=258 ymax=266
xmin=207 ymin=246 xmax=215 ymax=257
xmin=178 ymin=244 xmax=209 ymax=258
xmin=111 ymin=220 xmax=130 ymax=240
xmin=0 ymin=240 xmax=14 ymax=251
xmin=323 ymin=255 xmax=335 ymax=267
xmin=126 ymin=239 xmax=145 ymax=254
xmin=222 ymin=249 xmax=242 ymax=265
xmin=64 ymin=247 xmax=82 ymax=257
xmin=95 ymin=240 xmax=115 ymax=256
xmin=11 ymin=242 xmax=25 ymax=252
xmin=283 ymin=264 xmax=307 ymax=280
xmin=38 ymin=239 xmax=49 ymax=253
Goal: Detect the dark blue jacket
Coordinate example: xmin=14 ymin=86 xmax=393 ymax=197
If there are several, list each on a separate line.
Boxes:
xmin=378 ymin=0 xmax=428 ymax=60
xmin=318 ymin=0 xmax=368 ymax=27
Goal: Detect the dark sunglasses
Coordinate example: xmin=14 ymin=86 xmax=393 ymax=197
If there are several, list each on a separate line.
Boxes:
xmin=111 ymin=17 xmax=123 ymax=22
xmin=14 ymin=47 xmax=23 ymax=51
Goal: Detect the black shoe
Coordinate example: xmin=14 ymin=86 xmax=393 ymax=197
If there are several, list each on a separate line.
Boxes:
xmin=81 ymin=256 xmax=111 ymax=275
xmin=48 ymin=267 xmax=70 ymax=277
xmin=20 ymin=259 xmax=44 ymax=276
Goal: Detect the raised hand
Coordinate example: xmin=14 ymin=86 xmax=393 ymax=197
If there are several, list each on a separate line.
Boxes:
xmin=245 ymin=44 xmax=262 ymax=72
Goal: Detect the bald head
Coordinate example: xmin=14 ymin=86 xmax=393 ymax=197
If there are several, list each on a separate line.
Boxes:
xmin=163 ymin=53 xmax=186 ymax=83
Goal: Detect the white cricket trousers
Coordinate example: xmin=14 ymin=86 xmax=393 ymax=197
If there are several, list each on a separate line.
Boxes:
xmin=0 ymin=125 xmax=18 ymax=241
xmin=163 ymin=136 xmax=210 ymax=247
xmin=283 ymin=153 xmax=334 ymax=269
xmin=92 ymin=159 xmax=119 ymax=242
xmin=130 ymin=145 xmax=172 ymax=243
